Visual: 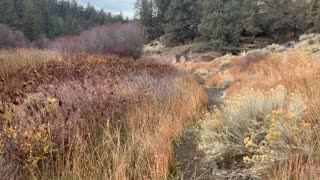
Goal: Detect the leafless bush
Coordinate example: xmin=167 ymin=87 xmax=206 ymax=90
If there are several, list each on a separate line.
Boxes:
xmin=240 ymin=49 xmax=271 ymax=67
xmin=50 ymin=23 xmax=146 ymax=58
xmin=0 ymin=24 xmax=26 ymax=48
xmin=32 ymin=34 xmax=50 ymax=49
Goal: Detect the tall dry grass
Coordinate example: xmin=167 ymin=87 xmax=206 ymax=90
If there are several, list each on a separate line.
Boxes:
xmin=40 ymin=73 xmax=207 ymax=180
xmin=0 ymin=48 xmax=61 ymax=80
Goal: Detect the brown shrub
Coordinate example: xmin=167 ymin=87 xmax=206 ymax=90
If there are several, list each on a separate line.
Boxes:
xmin=31 ymin=34 xmax=50 ymax=49
xmin=0 ymin=24 xmax=26 ymax=48
xmin=50 ymin=23 xmax=146 ymax=58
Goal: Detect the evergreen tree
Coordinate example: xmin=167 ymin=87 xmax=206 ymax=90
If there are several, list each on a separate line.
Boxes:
xmin=198 ymin=0 xmax=244 ymax=48
xmin=22 ymin=0 xmax=42 ymax=40
xmin=0 ymin=0 xmax=17 ymax=27
xmin=0 ymin=0 xmax=128 ymax=41
xmin=308 ymin=0 xmax=320 ymax=32
xmin=135 ymin=0 xmax=154 ymax=39
xmin=261 ymin=0 xmax=307 ymax=37
xmin=154 ymin=0 xmax=172 ymax=16
xmin=164 ymin=0 xmax=200 ymax=45
xmin=242 ymin=0 xmax=264 ymax=38
xmin=154 ymin=0 xmax=172 ymax=36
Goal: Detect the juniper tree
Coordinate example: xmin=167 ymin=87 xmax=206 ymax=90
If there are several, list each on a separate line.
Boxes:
xmin=198 ymin=0 xmax=244 ymax=48
xmin=164 ymin=0 xmax=200 ymax=45
xmin=261 ymin=0 xmax=308 ymax=37
xmin=308 ymin=0 xmax=320 ymax=32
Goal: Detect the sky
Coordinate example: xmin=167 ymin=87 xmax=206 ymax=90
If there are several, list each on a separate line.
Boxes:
xmin=78 ymin=0 xmax=136 ymax=18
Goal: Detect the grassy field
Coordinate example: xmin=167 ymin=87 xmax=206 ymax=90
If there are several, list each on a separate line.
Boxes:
xmin=0 ymin=50 xmax=207 ymax=179
xmin=0 ymin=49 xmax=61 ymax=80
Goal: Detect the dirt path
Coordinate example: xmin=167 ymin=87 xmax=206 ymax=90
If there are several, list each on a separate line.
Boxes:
xmin=174 ymin=87 xmax=224 ymax=179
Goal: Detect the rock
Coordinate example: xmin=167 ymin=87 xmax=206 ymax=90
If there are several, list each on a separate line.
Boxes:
xmin=210 ymin=161 xmax=218 ymax=170
xmin=295 ymin=40 xmax=310 ymax=48
xmin=199 ymin=55 xmax=214 ymax=62
xmin=195 ymin=69 xmax=209 ymax=76
xmin=198 ymin=52 xmax=223 ymax=62
xmin=208 ymin=68 xmax=219 ymax=76
xmin=217 ymin=77 xmax=234 ymax=89
xmin=174 ymin=54 xmax=180 ymax=63
xmin=308 ymin=39 xmax=315 ymax=45
xmin=219 ymin=61 xmax=230 ymax=71
xmin=284 ymin=41 xmax=296 ymax=48
xmin=265 ymin=44 xmax=287 ymax=52
xmin=180 ymin=56 xmax=187 ymax=63
xmin=312 ymin=48 xmax=320 ymax=53
xmin=299 ymin=33 xmax=316 ymax=42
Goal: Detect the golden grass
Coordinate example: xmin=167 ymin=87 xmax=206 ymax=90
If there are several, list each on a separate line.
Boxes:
xmin=0 ymin=48 xmax=61 ymax=80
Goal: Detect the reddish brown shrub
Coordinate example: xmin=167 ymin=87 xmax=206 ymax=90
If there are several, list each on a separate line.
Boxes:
xmin=50 ymin=23 xmax=146 ymax=58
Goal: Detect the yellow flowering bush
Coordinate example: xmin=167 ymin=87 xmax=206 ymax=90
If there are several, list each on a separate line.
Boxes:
xmin=200 ymin=85 xmax=313 ymax=175
xmin=0 ymin=94 xmax=55 ymax=174
xmin=299 ymin=47 xmax=313 ymax=65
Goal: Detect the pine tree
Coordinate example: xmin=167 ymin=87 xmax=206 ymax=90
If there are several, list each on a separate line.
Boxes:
xmin=164 ymin=0 xmax=200 ymax=45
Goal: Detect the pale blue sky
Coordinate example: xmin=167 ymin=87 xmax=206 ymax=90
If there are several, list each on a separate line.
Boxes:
xmin=78 ymin=0 xmax=136 ymax=18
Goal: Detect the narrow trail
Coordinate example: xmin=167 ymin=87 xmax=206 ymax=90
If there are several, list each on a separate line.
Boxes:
xmin=174 ymin=86 xmax=224 ymax=179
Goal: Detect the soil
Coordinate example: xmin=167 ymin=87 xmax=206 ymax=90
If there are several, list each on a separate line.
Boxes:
xmin=174 ymin=88 xmax=224 ymax=180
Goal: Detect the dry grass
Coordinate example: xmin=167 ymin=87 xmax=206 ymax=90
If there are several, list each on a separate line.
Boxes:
xmin=0 ymin=48 xmax=61 ymax=80
xmin=0 ymin=50 xmax=207 ymax=179
xmin=41 ymin=73 xmax=207 ymax=180
xmin=270 ymin=155 xmax=319 ymax=180
xmin=203 ymin=45 xmax=320 ymax=179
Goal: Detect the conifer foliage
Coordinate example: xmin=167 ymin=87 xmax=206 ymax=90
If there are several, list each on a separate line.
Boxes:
xmin=135 ymin=0 xmax=320 ymax=47
xmin=0 ymin=0 xmax=127 ymax=41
